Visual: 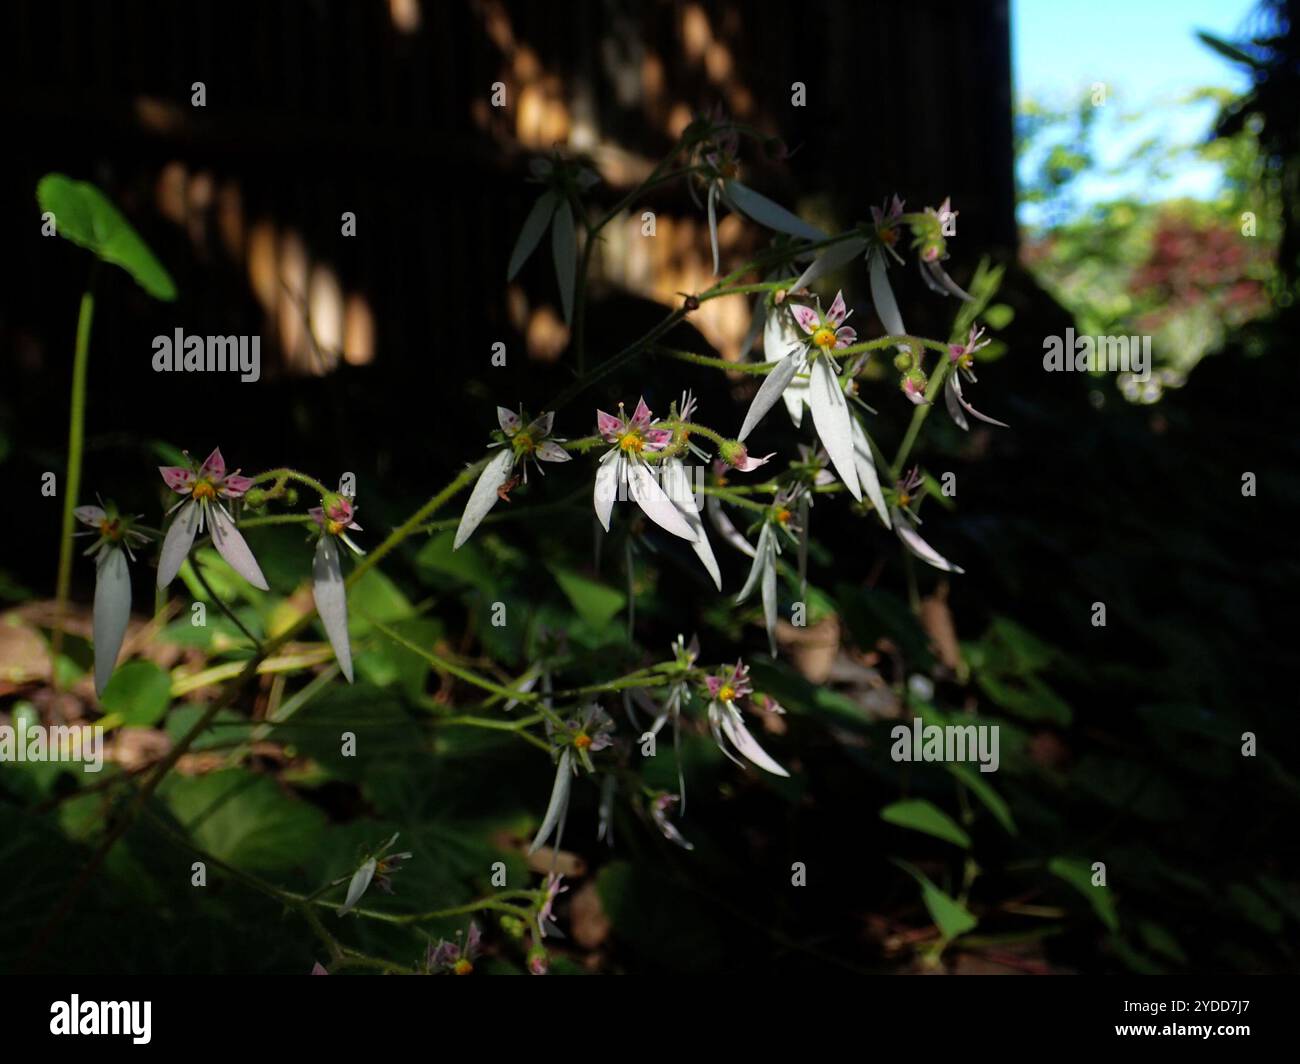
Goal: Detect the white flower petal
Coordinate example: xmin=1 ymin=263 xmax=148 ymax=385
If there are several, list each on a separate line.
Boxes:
xmin=454 ymin=450 xmax=514 ymax=550
xmin=528 ymin=748 xmax=573 ymax=854
xmin=313 ymin=535 xmax=353 ymax=683
xmin=339 ymin=858 xmax=376 ymax=916
xmin=895 ymin=511 xmax=965 ymax=573
xmin=210 ymin=504 xmax=270 ymax=590
xmin=507 ymin=188 xmax=560 ymax=281
xmin=92 ymin=546 xmax=131 ymax=696
xmin=736 ymin=523 xmax=772 ymax=602
xmin=764 ymin=308 xmax=807 ymax=428
xmin=808 ymin=357 xmax=862 ymax=501
xmin=663 ymin=459 xmax=720 ymax=590
xmin=628 ymin=460 xmax=698 ymax=541
xmin=593 ymin=449 xmax=621 ymax=532
xmin=850 ymin=418 xmax=892 ymax=528
xmin=739 ymin=349 xmax=802 ymax=441
xmin=535 ymin=440 xmax=571 ymax=463
xmin=706 ymin=496 xmax=757 ymax=559
xmin=723 ymin=180 xmax=826 ymax=242
xmin=869 ymin=247 xmax=907 ymax=338
xmin=761 ymin=536 xmax=778 ymax=656
xmin=720 ymin=707 xmax=789 ymax=777
xmin=157 ymin=499 xmax=200 ymax=589
xmin=790 ymin=236 xmax=868 ymax=293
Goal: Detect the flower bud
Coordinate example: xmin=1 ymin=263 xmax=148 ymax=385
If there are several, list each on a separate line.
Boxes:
xmin=527 ymin=947 xmax=550 ymax=975
xmin=718 ymin=438 xmax=748 ymax=467
xmin=893 ymin=350 xmax=914 ymax=372
xmin=498 ymin=915 xmax=526 ymax=940
xmin=243 ymin=488 xmax=267 ymax=508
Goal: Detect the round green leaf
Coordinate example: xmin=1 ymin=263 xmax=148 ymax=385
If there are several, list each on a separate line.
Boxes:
xmin=37 ymin=174 xmax=177 ymax=301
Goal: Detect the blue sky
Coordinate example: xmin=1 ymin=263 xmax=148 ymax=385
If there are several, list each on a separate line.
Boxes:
xmin=1013 ymin=0 xmax=1260 ymax=217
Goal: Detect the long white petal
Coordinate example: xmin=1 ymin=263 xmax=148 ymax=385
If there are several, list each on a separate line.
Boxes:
xmin=92 ymin=546 xmax=131 ymax=696
xmin=157 ymin=499 xmax=200 ymax=589
xmin=720 ymin=707 xmax=789 ymax=777
xmin=736 ymin=523 xmax=772 ymax=602
xmin=808 ymin=357 xmax=861 ymax=501
xmin=739 ymin=349 xmax=802 ymax=441
xmin=760 ymin=538 xmax=778 ymax=656
xmin=850 ymin=418 xmax=892 ymax=528
xmin=628 ymin=460 xmax=698 ymax=541
xmin=723 ymin=180 xmax=826 ymax=241
xmin=506 ymin=188 xmax=560 ymax=281
xmin=210 ymin=504 xmax=270 ymax=590
xmin=593 ymin=449 xmax=621 ymax=532
xmin=455 ymin=450 xmax=514 ymax=549
xmin=764 ymin=308 xmax=807 ymax=427
xmin=790 ymin=236 xmax=868 ymax=293
xmin=552 ymin=198 xmax=577 ymax=324
xmin=339 ymin=858 xmax=376 ymax=916
xmin=869 ymin=248 xmax=907 ymax=338
xmin=895 ymin=511 xmax=965 ymax=573
xmin=313 ymin=535 xmax=353 ymax=682
xmin=528 ymin=749 xmax=573 ymax=854
xmin=706 ymin=496 xmax=757 ymax=559
xmin=663 ymin=459 xmax=720 ymax=589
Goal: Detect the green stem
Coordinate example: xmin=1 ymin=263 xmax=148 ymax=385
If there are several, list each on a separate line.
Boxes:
xmin=51 ymin=278 xmax=97 ymax=672
xmin=890 ymin=359 xmax=952 ymax=480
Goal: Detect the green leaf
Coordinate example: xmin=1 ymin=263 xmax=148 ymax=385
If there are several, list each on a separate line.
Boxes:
xmin=881 ymin=799 xmax=971 ymax=848
xmin=36 ymin=174 xmax=176 ymax=300
xmin=1049 ymin=856 xmax=1119 ymax=930
xmin=100 ymin=661 xmax=171 ymax=726
xmin=946 ymin=763 xmax=1017 ymax=835
xmin=893 ymin=859 xmax=978 ymax=941
xmin=550 ymin=565 xmax=625 ymax=626
xmin=507 ymin=187 xmax=559 ymax=280
xmin=162 ymin=769 xmax=325 ymax=873
xmin=552 ymin=199 xmax=577 ymax=324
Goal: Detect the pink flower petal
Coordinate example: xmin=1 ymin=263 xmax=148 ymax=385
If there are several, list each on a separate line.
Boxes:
xmin=790 ymin=304 xmax=819 ymax=334
xmin=198 ymin=448 xmax=226 ymax=481
xmin=159 ymin=466 xmax=194 ymax=493
xmin=826 ymin=290 xmax=847 ymax=327
xmin=631 ymin=397 xmax=654 ymax=428
xmin=596 ymin=409 xmax=623 ymax=440
xmin=642 ymin=428 xmax=674 ymax=451
xmin=222 ymin=473 xmax=254 ymax=497
xmin=75 ymin=505 xmax=106 ymax=526
xmin=834 ymin=326 xmax=857 ymax=349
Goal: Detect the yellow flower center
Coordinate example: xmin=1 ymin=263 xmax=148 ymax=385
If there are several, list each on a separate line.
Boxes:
xmin=898 ymin=492 xmax=911 ymax=508
xmin=775 ymin=507 xmax=792 ymax=525
xmin=618 ymin=432 xmax=644 ymax=454
xmin=718 ymin=684 xmax=736 ymax=703
xmin=192 ymin=481 xmax=217 ymax=502
xmin=514 ymin=432 xmax=536 ymax=454
xmin=453 ymin=959 xmax=473 ymax=976
xmin=574 ymin=733 xmax=592 ymax=750
xmin=327 ymin=519 xmax=346 ymax=536
xmin=812 ymin=326 xmax=837 ymax=349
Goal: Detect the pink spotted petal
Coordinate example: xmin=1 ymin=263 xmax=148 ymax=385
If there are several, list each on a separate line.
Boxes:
xmin=308 ymin=506 xmax=326 ymax=528
xmin=630 ymin=397 xmax=654 ymax=428
xmin=75 ymin=505 xmax=106 ymax=526
xmin=497 ymin=406 xmax=522 ymax=435
xmin=222 ymin=473 xmax=254 ymax=497
xmin=596 ymin=409 xmax=623 ymax=440
xmin=159 ymin=466 xmax=194 ymax=493
xmin=790 ymin=304 xmax=819 ymax=334
xmin=704 ymin=675 xmax=723 ymax=697
xmin=834 ymin=326 xmax=857 ymax=349
xmin=535 ymin=440 xmax=571 ymax=463
xmin=642 ymin=427 xmax=674 ymax=451
xmin=198 ymin=448 xmax=226 ymax=481
xmin=826 ymin=290 xmax=848 ymax=327
xmin=529 ymin=411 xmax=555 ymax=437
